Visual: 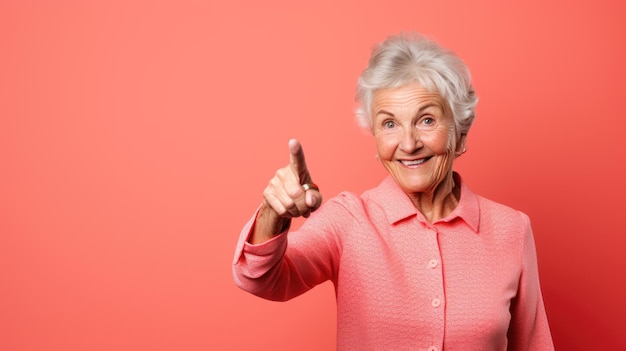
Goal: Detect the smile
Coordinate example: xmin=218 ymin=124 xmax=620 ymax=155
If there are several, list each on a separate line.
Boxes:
xmin=399 ymin=157 xmax=431 ymax=167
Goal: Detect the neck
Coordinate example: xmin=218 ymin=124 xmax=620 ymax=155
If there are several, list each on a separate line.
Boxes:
xmin=409 ymin=172 xmax=460 ymax=223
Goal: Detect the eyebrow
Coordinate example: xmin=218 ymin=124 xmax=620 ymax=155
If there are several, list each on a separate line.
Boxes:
xmin=375 ymin=103 xmax=441 ymax=118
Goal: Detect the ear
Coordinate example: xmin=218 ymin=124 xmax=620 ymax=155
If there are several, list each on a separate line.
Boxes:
xmin=455 ymin=133 xmax=467 ymax=157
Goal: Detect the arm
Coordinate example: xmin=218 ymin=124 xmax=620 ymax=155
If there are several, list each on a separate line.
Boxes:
xmin=507 ymin=214 xmax=555 ymax=350
xmin=250 ymin=139 xmax=322 ymax=245
xmin=232 ymin=139 xmax=332 ymax=301
xmin=232 ymin=197 xmax=343 ymax=301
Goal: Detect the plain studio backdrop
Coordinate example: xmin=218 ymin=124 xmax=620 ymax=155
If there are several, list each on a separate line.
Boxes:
xmin=1 ymin=0 xmax=625 ymax=350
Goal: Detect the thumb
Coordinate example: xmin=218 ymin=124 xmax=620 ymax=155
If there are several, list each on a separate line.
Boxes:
xmin=306 ymin=188 xmax=323 ymax=212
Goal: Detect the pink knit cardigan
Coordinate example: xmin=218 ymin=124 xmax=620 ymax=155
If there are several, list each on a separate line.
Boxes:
xmin=233 ymin=174 xmax=554 ymax=350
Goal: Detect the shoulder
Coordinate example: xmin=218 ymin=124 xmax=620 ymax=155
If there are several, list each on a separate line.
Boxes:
xmin=475 ymin=194 xmax=532 ymax=244
xmin=477 ymin=195 xmax=528 ymax=222
xmin=322 ymin=177 xmax=401 ymax=212
xmin=313 ymin=179 xmax=401 ymax=227
xmin=323 ymin=190 xmax=363 ymax=209
xmin=321 ymin=189 xmax=375 ymax=218
xmin=311 ymin=191 xmax=366 ymax=224
xmin=454 ymin=174 xmax=530 ymax=235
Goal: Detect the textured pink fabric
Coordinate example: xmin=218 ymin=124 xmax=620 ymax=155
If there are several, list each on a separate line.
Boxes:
xmin=233 ymin=174 xmax=554 ymax=350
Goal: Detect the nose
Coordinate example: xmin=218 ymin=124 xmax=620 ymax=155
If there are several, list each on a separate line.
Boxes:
xmin=398 ymin=127 xmax=421 ymax=153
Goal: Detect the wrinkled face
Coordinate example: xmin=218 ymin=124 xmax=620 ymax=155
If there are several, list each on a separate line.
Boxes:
xmin=371 ymin=82 xmax=464 ymax=195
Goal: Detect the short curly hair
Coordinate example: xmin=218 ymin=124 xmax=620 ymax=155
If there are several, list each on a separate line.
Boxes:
xmin=355 ymin=33 xmax=478 ymax=135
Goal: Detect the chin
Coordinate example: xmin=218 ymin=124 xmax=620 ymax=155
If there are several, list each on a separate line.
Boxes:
xmin=397 ymin=181 xmax=429 ymax=194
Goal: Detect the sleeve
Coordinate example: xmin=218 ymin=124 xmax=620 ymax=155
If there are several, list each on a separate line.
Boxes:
xmin=232 ymin=199 xmax=344 ymax=302
xmin=507 ymin=213 xmax=555 ymax=350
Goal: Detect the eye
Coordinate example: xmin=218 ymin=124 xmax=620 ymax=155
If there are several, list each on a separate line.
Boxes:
xmin=419 ymin=116 xmax=436 ymax=128
xmin=383 ymin=120 xmax=396 ymax=129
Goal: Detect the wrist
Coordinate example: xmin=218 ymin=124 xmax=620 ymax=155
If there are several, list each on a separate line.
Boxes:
xmin=250 ymin=204 xmax=291 ymax=244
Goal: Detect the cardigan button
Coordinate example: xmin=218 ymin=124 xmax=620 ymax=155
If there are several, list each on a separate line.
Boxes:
xmin=431 ymin=298 xmax=441 ymax=307
xmin=428 ymin=259 xmax=438 ymax=268
xmin=428 ymin=346 xmax=438 ymax=351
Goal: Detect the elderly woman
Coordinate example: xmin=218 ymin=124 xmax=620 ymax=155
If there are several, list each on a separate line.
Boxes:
xmin=232 ymin=33 xmax=554 ymax=350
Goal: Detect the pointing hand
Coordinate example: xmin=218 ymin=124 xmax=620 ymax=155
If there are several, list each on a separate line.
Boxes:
xmin=262 ymin=139 xmax=322 ymax=219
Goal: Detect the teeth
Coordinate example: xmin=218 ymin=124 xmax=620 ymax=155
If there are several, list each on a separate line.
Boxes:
xmin=401 ymin=159 xmax=426 ymax=166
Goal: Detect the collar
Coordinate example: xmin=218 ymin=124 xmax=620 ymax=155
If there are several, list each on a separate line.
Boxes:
xmin=368 ymin=172 xmax=480 ymax=232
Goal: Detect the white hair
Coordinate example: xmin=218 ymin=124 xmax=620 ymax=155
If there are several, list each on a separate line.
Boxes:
xmin=355 ymin=33 xmax=478 ymax=135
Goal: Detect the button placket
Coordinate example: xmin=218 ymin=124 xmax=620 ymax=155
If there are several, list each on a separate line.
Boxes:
xmin=425 ymin=228 xmax=443 ymax=311
xmin=420 ymin=224 xmax=445 ymax=349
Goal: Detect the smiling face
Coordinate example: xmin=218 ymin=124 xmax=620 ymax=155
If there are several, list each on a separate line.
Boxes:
xmin=372 ymin=82 xmax=465 ymax=196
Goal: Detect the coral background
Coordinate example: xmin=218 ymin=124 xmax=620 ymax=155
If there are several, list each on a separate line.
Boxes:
xmin=1 ymin=0 xmax=625 ymax=349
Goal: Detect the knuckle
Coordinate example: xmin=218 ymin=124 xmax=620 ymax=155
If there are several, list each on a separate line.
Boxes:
xmin=283 ymin=198 xmax=295 ymax=209
xmin=287 ymin=185 xmax=304 ymax=198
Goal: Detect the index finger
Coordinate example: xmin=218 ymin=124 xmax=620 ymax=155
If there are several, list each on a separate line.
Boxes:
xmin=288 ymin=139 xmax=309 ymax=177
